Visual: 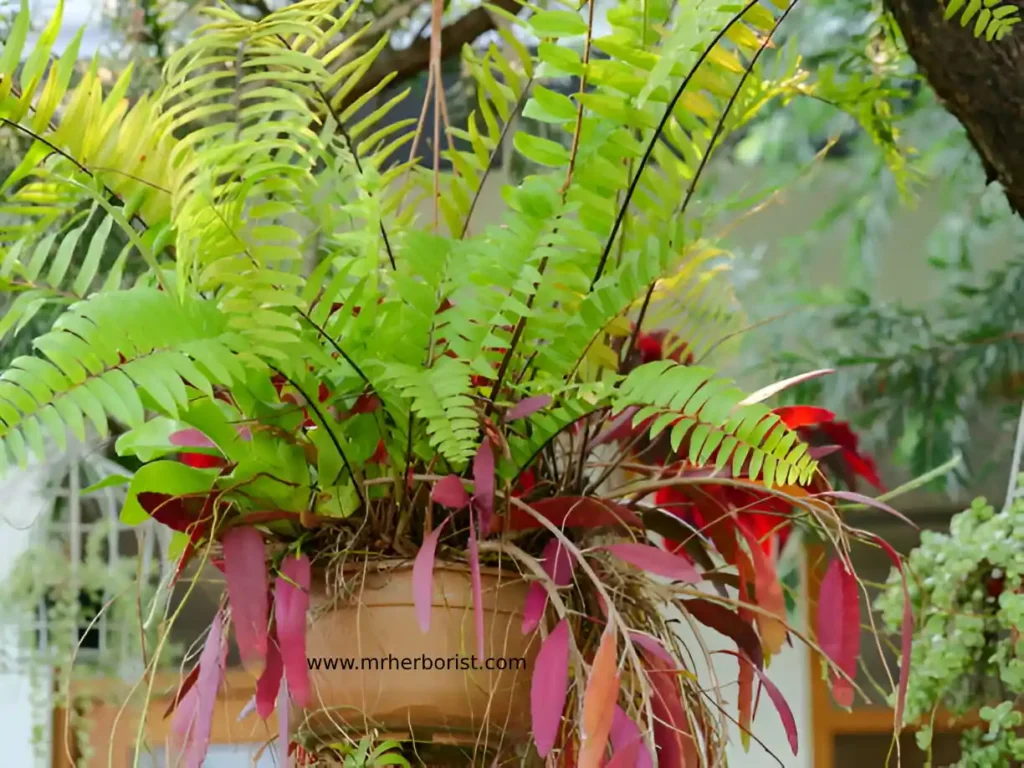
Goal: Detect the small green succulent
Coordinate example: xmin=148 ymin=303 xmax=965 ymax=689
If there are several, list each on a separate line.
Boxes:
xmin=876 ymin=481 xmax=1024 ymax=767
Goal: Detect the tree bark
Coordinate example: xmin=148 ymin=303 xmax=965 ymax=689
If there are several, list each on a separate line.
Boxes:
xmin=341 ymin=0 xmax=522 ymax=108
xmin=885 ymin=0 xmax=1024 ymax=216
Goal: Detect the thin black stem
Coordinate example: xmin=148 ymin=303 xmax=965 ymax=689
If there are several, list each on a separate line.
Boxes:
xmin=297 ymin=310 xmax=371 ymax=386
xmin=590 ymin=0 xmax=762 ymax=289
xmin=673 ymin=3 xmax=797 ymax=227
xmin=620 ymin=282 xmax=657 ymax=372
xmin=272 ymin=368 xmax=366 ymax=508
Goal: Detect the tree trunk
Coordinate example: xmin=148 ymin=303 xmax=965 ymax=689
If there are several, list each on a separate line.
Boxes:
xmin=884 ymin=0 xmax=1024 ymax=217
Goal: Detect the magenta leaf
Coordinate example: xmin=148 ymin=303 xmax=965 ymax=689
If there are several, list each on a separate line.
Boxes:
xmin=610 ymin=706 xmax=653 ymax=768
xmin=472 ymin=440 xmax=495 ymax=534
xmin=255 ymin=628 xmax=283 ymax=720
xmin=822 ymin=490 xmax=917 ymax=529
xmin=506 ymin=395 xmax=552 ymax=421
xmin=278 ymin=677 xmax=291 ymax=768
xmin=818 ymin=557 xmax=860 ymax=708
xmin=413 ymin=515 xmax=452 ymax=633
xmin=603 ymin=542 xmax=701 ymax=583
xmin=222 ymin=527 xmax=269 ymax=678
xmin=275 ymin=554 xmax=311 ymax=709
xmin=468 ymin=509 xmax=486 ymax=660
xmin=531 ymin=619 xmax=570 ymax=757
xmin=431 ymin=475 xmax=470 ymax=509
xmin=872 ymin=534 xmax=913 ymax=727
xmin=522 ymin=538 xmax=574 ymax=634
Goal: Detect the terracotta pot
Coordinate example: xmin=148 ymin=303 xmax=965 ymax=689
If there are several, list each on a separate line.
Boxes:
xmin=300 ymin=561 xmax=539 ymax=747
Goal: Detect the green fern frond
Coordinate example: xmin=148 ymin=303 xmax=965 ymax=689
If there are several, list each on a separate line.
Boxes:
xmin=614 ymin=361 xmax=818 ymax=486
xmin=0 ymin=288 xmax=247 ymax=467
xmin=382 ymin=357 xmax=478 ymax=467
xmin=944 ymin=0 xmax=1020 ymax=40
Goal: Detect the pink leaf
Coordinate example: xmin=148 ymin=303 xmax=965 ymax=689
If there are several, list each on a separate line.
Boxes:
xmin=222 ymin=527 xmax=269 ymax=678
xmin=603 ymin=542 xmax=701 ymax=583
xmin=275 ymin=554 xmax=311 ymax=709
xmin=431 ymin=475 xmax=470 ymax=509
xmin=468 ymin=509 xmax=486 ymax=660
xmin=610 ymin=707 xmax=653 ymax=768
xmin=602 ymin=741 xmax=643 ymax=768
xmin=871 ymin=535 xmax=912 ymax=727
xmin=496 ymin=496 xmax=642 ymax=534
xmin=522 ymin=539 xmax=574 ymax=634
xmin=809 ymin=445 xmax=842 ymax=460
xmin=170 ymin=428 xmax=216 ymax=448
xmin=255 ymin=627 xmax=283 ymax=720
xmin=738 ymin=368 xmax=835 ymax=406
xmin=821 ymin=490 xmax=918 ymax=529
xmin=506 ymin=394 xmax=552 ymax=421
xmin=170 ymin=610 xmax=227 ymax=768
xmin=592 ymin=406 xmax=639 ymax=446
xmin=818 ymin=557 xmax=860 ymax=708
xmin=472 ymin=440 xmax=495 ymax=533
xmin=628 ymin=632 xmax=675 ymax=666
xmin=278 ymin=677 xmax=291 ymax=768
xmin=413 ymin=515 xmax=452 ymax=633
xmin=521 ymin=585 xmax=547 ymax=636
xmin=726 ymin=650 xmax=798 ymax=755
xmin=531 ymin=619 xmax=570 ymax=757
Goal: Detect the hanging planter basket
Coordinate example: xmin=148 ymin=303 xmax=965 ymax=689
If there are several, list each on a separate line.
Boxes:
xmin=298 ymin=561 xmax=539 ymax=747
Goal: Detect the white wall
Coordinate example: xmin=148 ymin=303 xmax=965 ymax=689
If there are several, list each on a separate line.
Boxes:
xmin=0 ymin=462 xmax=54 ymax=768
xmin=674 ymin=547 xmax=811 ymax=768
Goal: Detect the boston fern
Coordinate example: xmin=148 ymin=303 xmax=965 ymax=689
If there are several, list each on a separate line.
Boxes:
xmin=0 ymin=0 xmax=917 ymax=765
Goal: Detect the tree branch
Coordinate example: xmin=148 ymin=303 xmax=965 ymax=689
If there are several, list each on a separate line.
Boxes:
xmin=885 ymin=0 xmax=1024 ymax=217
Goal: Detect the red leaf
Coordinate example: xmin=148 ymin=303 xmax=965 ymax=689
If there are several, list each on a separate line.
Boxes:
xmin=736 ymin=522 xmax=787 ymax=654
xmin=367 ymin=439 xmax=389 ymax=465
xmin=163 ymin=664 xmax=199 ymax=720
xmin=256 ymin=627 xmax=283 ymax=720
xmin=641 ymin=648 xmax=697 ymax=766
xmin=603 ymin=543 xmax=701 ymax=583
xmin=773 ymin=406 xmax=835 ymax=429
xmin=727 ymin=651 xmax=798 ymax=755
xmin=180 ymin=452 xmax=227 ymax=469
xmin=495 ymin=497 xmax=641 ymax=534
xmin=681 ymin=599 xmax=763 ymax=669
xmin=472 ymin=440 xmax=495 ymax=533
xmin=468 ymin=510 xmax=486 ymax=660
xmin=506 ymin=394 xmax=552 ymax=421
xmin=522 ymin=538 xmax=574 ymax=634
xmin=579 ymin=626 xmax=619 ymax=768
xmin=413 ymin=515 xmax=451 ymax=632
xmin=818 ymin=557 xmax=860 ymax=708
xmin=531 ymin=619 xmax=570 ymax=757
xmin=431 ymin=475 xmax=470 ymax=509
xmin=139 ymin=492 xmax=207 ymax=535
xmin=222 ymin=527 xmax=269 ymax=679
xmin=871 ymin=535 xmax=912 ymax=727
xmin=738 ymin=647 xmax=754 ymax=750
xmin=275 ymin=554 xmax=311 ymax=709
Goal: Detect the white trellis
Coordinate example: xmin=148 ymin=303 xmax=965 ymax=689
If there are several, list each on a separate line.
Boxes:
xmin=29 ymin=435 xmax=173 ymax=675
